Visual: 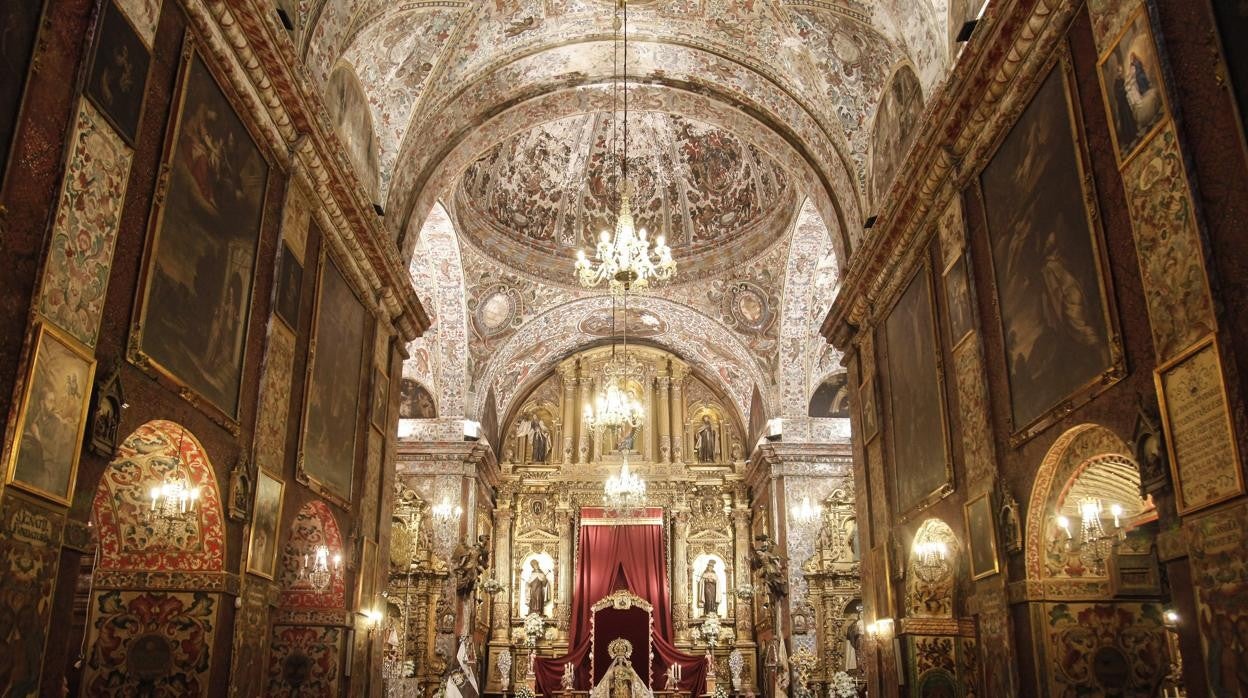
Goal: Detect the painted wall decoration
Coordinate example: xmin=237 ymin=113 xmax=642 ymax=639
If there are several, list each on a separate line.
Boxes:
xmin=85 ymin=0 xmax=151 ymax=146
xmin=325 ymin=63 xmax=380 ymax=198
xmin=82 ymin=590 xmax=218 ymax=697
xmin=266 ymin=625 xmax=342 ymax=697
xmin=299 ymin=254 xmax=367 ymax=503
xmin=6 ymin=324 xmax=95 ymax=504
xmin=254 ymin=324 xmax=295 ymax=476
xmin=1042 ymin=603 xmax=1166 ymax=696
xmin=1184 ymin=501 xmax=1248 ymax=698
xmin=979 ymin=62 xmax=1120 ymax=440
xmin=941 ymin=254 xmax=973 ymax=348
xmin=370 ymin=366 xmax=388 ymax=431
xmin=0 ymin=490 xmax=65 ymax=698
xmin=1095 ymin=9 xmax=1166 ymax=164
xmin=0 ymin=0 xmax=43 ymax=187
xmin=869 ymin=65 xmax=923 ymax=207
xmin=91 ymin=420 xmax=226 ymax=572
xmin=399 ymin=378 xmax=437 ymax=419
xmin=131 ymin=47 xmax=269 ymax=422
xmin=228 ymin=581 xmax=272 ymax=698
xmin=883 ymin=267 xmax=950 ymax=519
xmin=247 ymin=470 xmax=284 ymax=579
xmin=274 ymin=242 xmax=303 ymax=330
xmin=278 ymin=501 xmax=347 ymax=609
xmin=36 ymin=100 xmax=134 ymax=349
xmin=963 ymin=492 xmax=999 ymax=580
xmin=1209 ymin=0 xmax=1248 ymax=143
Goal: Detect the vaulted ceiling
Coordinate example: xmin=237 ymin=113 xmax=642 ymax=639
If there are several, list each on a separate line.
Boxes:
xmin=290 ymin=0 xmax=965 ymax=431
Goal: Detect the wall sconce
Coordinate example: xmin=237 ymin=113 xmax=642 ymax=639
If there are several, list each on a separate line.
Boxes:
xmin=866 ymin=617 xmax=894 ymax=640
xmin=791 ymin=496 xmax=822 ymax=523
xmin=364 ymin=608 xmax=383 ymax=632
xmin=913 ymin=540 xmax=948 ymax=578
xmin=433 ymin=496 xmax=463 ymax=521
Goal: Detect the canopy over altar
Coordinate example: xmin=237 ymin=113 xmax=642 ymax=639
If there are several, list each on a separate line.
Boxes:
xmin=534 ymin=508 xmax=708 ymax=697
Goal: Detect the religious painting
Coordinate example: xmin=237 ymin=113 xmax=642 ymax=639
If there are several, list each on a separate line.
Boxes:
xmin=942 ymin=253 xmax=974 ymax=347
xmin=85 ymin=0 xmax=151 ymax=146
xmin=870 ymin=65 xmax=924 ymax=207
xmin=1096 ymin=8 xmax=1167 ymax=164
xmin=399 ymin=378 xmax=436 ymax=419
xmin=274 ymin=241 xmax=302 ymax=329
xmin=519 ymin=552 xmax=554 ymax=618
xmin=859 ymin=373 xmax=879 ymax=443
xmin=964 ymin=492 xmax=999 ymax=580
xmin=979 ymin=61 xmax=1121 ymax=442
xmin=808 ymin=373 xmax=850 ymax=418
xmin=325 ymin=64 xmax=380 ymax=199
xmin=0 ymin=0 xmax=44 ymax=187
xmin=247 ymin=470 xmax=283 ymax=579
xmin=883 ymin=265 xmax=951 ymax=520
xmin=131 ymin=46 xmax=270 ymax=422
xmin=369 ymin=366 xmax=388 ymax=432
xmin=1209 ymin=0 xmax=1248 ymax=153
xmin=356 ymin=538 xmax=377 ymax=609
xmin=5 ymin=323 xmax=96 ymax=505
xmin=298 ymin=254 xmax=367 ymax=503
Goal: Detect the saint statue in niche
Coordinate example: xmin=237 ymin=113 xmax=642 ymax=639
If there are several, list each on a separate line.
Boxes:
xmin=526 ymin=559 xmax=549 ymax=616
xmin=699 ymin=559 xmax=719 ymax=615
xmin=694 ymin=416 xmax=718 ymax=463
xmin=516 ymin=414 xmax=551 ymax=463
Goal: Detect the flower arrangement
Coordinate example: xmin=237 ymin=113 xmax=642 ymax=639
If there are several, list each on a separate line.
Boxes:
xmin=830 ymin=671 xmax=857 ymax=698
xmin=516 ymin=686 xmax=536 ymax=698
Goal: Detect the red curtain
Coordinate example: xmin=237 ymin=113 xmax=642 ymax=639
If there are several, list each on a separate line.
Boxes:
xmin=535 ymin=509 xmax=707 ymax=696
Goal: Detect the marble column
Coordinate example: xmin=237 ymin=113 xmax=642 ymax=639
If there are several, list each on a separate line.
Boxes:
xmin=657 ymin=375 xmax=672 ymax=463
xmin=672 ymin=509 xmax=691 ymax=640
xmin=560 ymin=363 xmax=577 ymax=465
xmin=671 ymin=367 xmax=688 ymax=463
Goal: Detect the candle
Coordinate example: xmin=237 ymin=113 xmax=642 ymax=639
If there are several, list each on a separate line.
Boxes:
xmin=1057 ymin=515 xmax=1072 ymax=539
xmin=1110 ymin=503 xmax=1122 ymax=529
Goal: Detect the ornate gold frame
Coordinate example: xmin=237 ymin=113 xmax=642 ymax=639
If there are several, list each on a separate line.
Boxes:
xmin=964 ymin=491 xmax=1000 ymax=581
xmin=976 ymin=48 xmax=1127 ymax=447
xmin=590 ymin=590 xmax=655 ymax=689
xmin=857 ymin=371 xmax=879 ymax=445
xmin=3 ymin=322 xmax=97 ymax=506
xmin=84 ymin=0 xmax=153 ymax=148
xmin=246 ymin=468 xmax=284 ymax=580
xmin=1154 ymin=334 xmax=1245 ymax=515
xmin=941 ymin=251 xmax=975 ymax=351
xmin=126 ymin=33 xmax=273 ymax=434
xmin=1093 ymin=6 xmax=1171 ymax=168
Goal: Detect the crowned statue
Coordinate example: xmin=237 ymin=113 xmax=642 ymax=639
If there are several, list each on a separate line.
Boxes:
xmin=590 ymin=638 xmax=653 ymax=698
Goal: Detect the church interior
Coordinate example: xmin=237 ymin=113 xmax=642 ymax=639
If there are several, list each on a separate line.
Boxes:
xmin=1 ymin=0 xmax=1246 ymax=695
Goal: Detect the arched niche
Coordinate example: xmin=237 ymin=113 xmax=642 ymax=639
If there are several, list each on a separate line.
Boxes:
xmin=904 ymin=518 xmax=960 ymax=619
xmin=808 ymin=372 xmax=851 ymax=419
xmin=868 ymin=63 xmax=924 ymax=209
xmin=397 ymin=378 xmax=437 ymax=419
xmin=278 ymin=500 xmax=348 ymax=609
xmin=90 ymin=419 xmax=226 ymax=572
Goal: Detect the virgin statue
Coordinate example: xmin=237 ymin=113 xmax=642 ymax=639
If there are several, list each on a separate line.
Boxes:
xmin=699 ymin=560 xmax=719 ymax=615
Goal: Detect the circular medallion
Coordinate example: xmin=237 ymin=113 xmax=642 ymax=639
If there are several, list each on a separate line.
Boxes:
xmin=474 ymin=286 xmax=520 ymax=336
xmin=729 ymin=283 xmax=772 ymax=331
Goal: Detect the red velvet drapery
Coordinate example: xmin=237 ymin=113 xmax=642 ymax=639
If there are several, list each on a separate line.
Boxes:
xmin=534 ymin=508 xmax=707 ymax=696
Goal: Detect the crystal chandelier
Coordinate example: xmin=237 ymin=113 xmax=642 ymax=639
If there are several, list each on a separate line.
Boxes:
xmin=585 ymin=293 xmax=646 ymax=432
xmin=299 ymin=544 xmax=342 ymax=593
xmin=913 ymin=540 xmax=948 ymax=579
xmin=604 ymin=457 xmax=647 ymax=513
xmin=573 ymin=0 xmax=676 ymax=293
xmin=144 ymin=429 xmax=200 ymax=544
xmin=1054 ymin=497 xmax=1123 ymax=574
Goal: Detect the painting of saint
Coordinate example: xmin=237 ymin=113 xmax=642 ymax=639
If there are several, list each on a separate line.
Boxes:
xmin=1097 ymin=10 xmax=1166 ymax=163
xmin=6 ymin=325 xmax=95 ymax=503
xmin=300 ymin=256 xmax=367 ymax=501
xmin=964 ymin=492 xmax=999 ymax=580
xmin=808 ymin=373 xmax=850 ymax=418
xmin=86 ymin=0 xmax=150 ymax=145
xmin=274 ymin=242 xmax=302 ymax=329
xmin=247 ymin=470 xmax=284 ymax=579
xmin=0 ymin=0 xmax=44 ymax=187
xmin=399 ymin=379 xmax=436 ymax=418
xmin=943 ymin=254 xmax=974 ymax=345
xmin=694 ymin=415 xmax=718 ymax=462
xmin=870 ymin=66 xmax=924 ymax=207
xmin=134 ymin=51 xmax=269 ymax=420
xmin=883 ymin=268 xmax=949 ymax=517
xmin=980 ymin=65 xmax=1116 ymax=434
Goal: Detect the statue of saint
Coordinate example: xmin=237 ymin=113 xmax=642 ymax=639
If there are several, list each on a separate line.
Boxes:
xmin=694 ymin=416 xmax=717 ymax=463
xmin=517 ymin=415 xmax=551 ymax=463
xmin=526 ymin=559 xmax=549 ymax=616
xmin=699 ymin=560 xmax=719 ymax=615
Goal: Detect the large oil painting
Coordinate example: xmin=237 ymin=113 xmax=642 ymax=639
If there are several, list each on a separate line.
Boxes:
xmin=0 ymin=0 xmax=45 ymax=185
xmin=133 ymin=49 xmax=269 ymax=421
xmin=86 ymin=0 xmax=151 ymax=146
xmin=6 ymin=324 xmax=96 ymax=504
xmin=1096 ymin=9 xmax=1167 ymax=164
xmin=883 ymin=266 xmax=950 ymax=519
xmin=299 ymin=255 xmax=367 ymax=502
xmin=980 ymin=63 xmax=1118 ymax=438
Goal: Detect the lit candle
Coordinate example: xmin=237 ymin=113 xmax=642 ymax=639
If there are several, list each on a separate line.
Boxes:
xmin=1057 ymin=515 xmax=1072 ymax=539
xmin=150 ymin=487 xmax=159 ymax=511
xmin=1110 ymin=503 xmax=1122 ymax=529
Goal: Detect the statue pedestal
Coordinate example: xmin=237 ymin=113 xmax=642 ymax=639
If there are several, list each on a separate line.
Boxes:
xmin=703 ymin=655 xmax=717 ymax=697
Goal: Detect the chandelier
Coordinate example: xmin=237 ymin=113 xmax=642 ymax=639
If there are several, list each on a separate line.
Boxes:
xmin=573 ymin=0 xmax=676 ymax=293
xmin=604 ymin=457 xmax=647 ymax=513
xmin=913 ymin=539 xmax=949 ymax=579
xmin=585 ymin=292 xmax=646 ymax=433
xmin=1055 ymin=497 xmax=1124 ymax=574
xmin=299 ymin=544 xmax=342 ymax=593
xmin=144 ymin=429 xmax=201 ymax=544
xmin=791 ymin=495 xmax=822 ymax=523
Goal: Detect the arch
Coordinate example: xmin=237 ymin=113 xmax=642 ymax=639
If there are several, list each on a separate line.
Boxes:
xmin=325 ymin=62 xmax=382 ymax=199
xmin=278 ymin=500 xmax=348 ymax=609
xmin=397 ymin=378 xmax=437 ymax=419
xmin=1024 ymin=424 xmax=1138 ymax=581
xmin=867 ymin=62 xmax=924 ymax=210
xmin=778 ymin=197 xmax=839 ymax=419
xmin=90 ymin=420 xmax=226 ymax=572
xmin=904 ymin=518 xmax=960 ymax=619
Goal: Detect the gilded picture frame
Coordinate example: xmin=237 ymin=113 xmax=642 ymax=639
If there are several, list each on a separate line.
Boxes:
xmin=977 ymin=50 xmax=1126 ymax=447
xmin=356 ymin=537 xmax=377 ymax=610
xmin=1094 ymin=6 xmax=1170 ymax=167
xmin=84 ymin=0 xmax=152 ymax=147
xmin=247 ymin=469 xmax=284 ymax=580
xmin=127 ymin=34 xmax=272 ymax=434
xmin=942 ymin=251 xmax=975 ymax=350
xmin=882 ymin=260 xmax=954 ymax=523
xmin=4 ymin=323 xmax=97 ymax=506
xmin=1154 ymin=334 xmax=1245 ymax=515
xmin=964 ymin=491 xmax=1000 ymax=580
xmin=296 ymin=249 xmax=368 ymax=507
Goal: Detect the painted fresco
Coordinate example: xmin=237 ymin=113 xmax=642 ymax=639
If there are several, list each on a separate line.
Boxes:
xmin=1185 ymin=501 xmax=1248 ymax=697
xmin=82 ymin=590 xmax=218 ymax=696
xmin=299 ymin=255 xmax=367 ymax=502
xmin=1043 ymin=603 xmax=1166 ymax=695
xmin=133 ymin=51 xmax=269 ymax=420
xmin=86 ymin=0 xmax=151 ymax=145
xmin=0 ymin=0 xmax=43 ymax=186
xmin=38 ymin=100 xmax=133 ymax=348
xmin=979 ymin=64 xmax=1117 ymax=435
xmin=808 ymin=373 xmax=850 ymax=418
xmin=399 ymin=378 xmax=436 ymax=419
xmin=883 ymin=268 xmax=949 ymax=518
xmin=325 ymin=63 xmax=380 ymax=198
xmin=869 ymin=66 xmax=923 ymax=207
xmin=0 ymin=491 xmax=65 ymax=698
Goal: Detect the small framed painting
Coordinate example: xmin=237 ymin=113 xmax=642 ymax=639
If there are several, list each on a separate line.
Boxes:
xmin=858 ymin=374 xmax=880 ymax=444
xmin=5 ymin=323 xmax=96 ymax=505
xmin=964 ymin=491 xmax=1000 ymax=580
xmin=356 ymin=538 xmax=377 ymax=610
xmin=369 ymin=366 xmax=388 ymax=432
xmin=85 ymin=0 xmax=152 ymax=145
xmin=273 ymin=241 xmax=302 ymax=330
xmin=247 ymin=470 xmax=285 ymax=579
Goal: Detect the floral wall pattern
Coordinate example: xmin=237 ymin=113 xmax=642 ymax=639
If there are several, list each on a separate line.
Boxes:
xmin=265 ymin=624 xmax=343 ymax=697
xmin=278 ymin=501 xmax=347 ymax=610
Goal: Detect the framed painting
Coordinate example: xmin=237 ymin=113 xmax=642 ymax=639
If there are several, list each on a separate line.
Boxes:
xmin=0 ymin=0 xmax=46 ymax=188
xmin=978 ymin=56 xmax=1124 ymax=445
xmin=964 ymin=491 xmax=1000 ymax=580
xmin=1155 ymin=335 xmax=1245 ymax=514
xmin=883 ymin=262 xmax=953 ymax=521
xmin=5 ymin=324 xmax=96 ymax=505
xmin=369 ymin=366 xmax=388 ymax=432
xmin=297 ymin=252 xmax=367 ymax=505
xmin=273 ymin=241 xmax=302 ymax=330
xmin=858 ymin=373 xmax=879 ymax=444
xmin=942 ymin=252 xmax=974 ymax=348
xmin=1095 ymin=8 xmax=1168 ymax=166
xmin=1207 ymin=0 xmax=1248 ymax=159
xmin=247 ymin=469 xmax=284 ymax=579
xmin=355 ymin=538 xmax=377 ymax=610
xmin=129 ymin=39 xmax=270 ymax=426
xmin=85 ymin=0 xmax=151 ymax=146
